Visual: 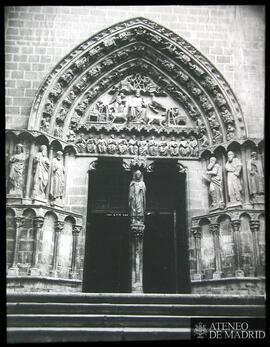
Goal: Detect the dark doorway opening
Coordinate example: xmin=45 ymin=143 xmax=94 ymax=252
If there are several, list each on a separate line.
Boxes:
xmin=143 ymin=161 xmax=191 ymax=294
xmin=83 ymin=158 xmax=190 ymax=293
xmin=83 ymin=214 xmax=130 ymax=293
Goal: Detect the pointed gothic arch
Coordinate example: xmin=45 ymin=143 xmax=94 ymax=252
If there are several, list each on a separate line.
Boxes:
xmin=28 ymin=17 xmax=247 ymax=152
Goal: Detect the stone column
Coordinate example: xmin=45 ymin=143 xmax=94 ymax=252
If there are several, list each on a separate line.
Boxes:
xmin=30 ymin=216 xmax=44 ymax=276
xmin=50 ymin=221 xmax=64 ymax=278
xmin=45 ymin=147 xmax=54 ymax=200
xmin=8 ymin=216 xmax=25 ymax=276
xmin=241 ymin=147 xmax=252 ymax=208
xmin=69 ymin=225 xmax=82 ymax=279
xmin=231 ymin=219 xmax=244 ymax=277
xmin=221 ymin=153 xmax=229 ymax=206
xmin=210 ymin=223 xmax=223 ymax=279
xmin=130 ymin=223 xmax=145 ymax=293
xmin=192 ymin=226 xmax=202 ymax=280
xmin=25 ymin=143 xmax=35 ymax=201
xmin=249 ymin=219 xmax=263 ymax=276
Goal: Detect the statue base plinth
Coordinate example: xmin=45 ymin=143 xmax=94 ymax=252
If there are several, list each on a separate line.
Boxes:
xmin=193 ymin=273 xmax=202 ymax=281
xmin=235 ymin=269 xmax=245 ymax=278
xmin=226 ymin=201 xmax=242 ymax=209
xmin=6 ymin=195 xmax=23 ymax=204
xmin=213 ymin=271 xmax=223 ymax=279
xmin=8 ymin=266 xmax=19 ymax=276
xmin=50 ymin=270 xmax=59 ymax=278
xmin=131 ymin=283 xmax=144 ymax=293
xmin=50 ymin=200 xmax=64 ymax=209
xmin=32 ymin=197 xmax=48 ymax=205
xmin=209 ymin=203 xmax=225 ymax=212
xmin=251 ymin=195 xmax=265 ymax=208
xmin=69 ymin=271 xmax=78 ymax=279
xmin=30 ymin=267 xmax=41 ymax=276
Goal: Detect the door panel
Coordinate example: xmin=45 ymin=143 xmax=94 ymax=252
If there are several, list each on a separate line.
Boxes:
xmin=83 ymin=215 xmax=129 ymax=293
xmin=143 ymin=214 xmax=176 ymax=293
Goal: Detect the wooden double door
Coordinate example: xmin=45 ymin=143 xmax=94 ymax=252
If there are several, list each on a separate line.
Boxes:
xmin=82 ymin=159 xmax=190 ymax=293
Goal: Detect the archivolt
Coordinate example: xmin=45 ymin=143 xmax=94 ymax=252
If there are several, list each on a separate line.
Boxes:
xmin=28 ymin=17 xmax=247 ymax=146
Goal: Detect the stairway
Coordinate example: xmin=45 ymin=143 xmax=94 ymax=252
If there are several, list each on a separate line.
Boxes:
xmin=7 ymin=293 xmax=265 ymax=342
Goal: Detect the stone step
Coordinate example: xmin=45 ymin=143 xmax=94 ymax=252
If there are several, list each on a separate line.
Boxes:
xmin=7 ymin=302 xmax=265 ymax=316
xmin=7 ymin=293 xmax=265 ymax=305
xmin=7 ymin=314 xmax=190 ymax=328
xmin=7 ymin=327 xmax=191 ymax=342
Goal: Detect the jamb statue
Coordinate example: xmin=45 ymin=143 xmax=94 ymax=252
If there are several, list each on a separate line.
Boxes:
xmin=32 ymin=145 xmax=50 ymax=199
xmin=129 ymin=170 xmax=146 ymax=224
xmin=8 ymin=143 xmax=25 ymax=196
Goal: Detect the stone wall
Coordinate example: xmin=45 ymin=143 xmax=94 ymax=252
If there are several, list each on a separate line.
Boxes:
xmin=5 ymin=5 xmax=265 ymax=138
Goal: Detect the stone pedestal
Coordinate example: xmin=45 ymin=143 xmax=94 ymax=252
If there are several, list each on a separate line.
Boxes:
xmin=235 ymin=269 xmax=245 ymax=278
xmin=32 ymin=197 xmax=47 ymax=205
xmin=30 ymin=267 xmax=41 ymax=276
xmin=7 ymin=266 xmax=19 ymax=276
xmin=6 ymin=195 xmax=23 ymax=205
xmin=69 ymin=271 xmax=78 ymax=280
xmin=226 ymin=201 xmax=242 ymax=209
xmin=193 ymin=273 xmax=202 ymax=281
xmin=213 ymin=271 xmax=223 ymax=279
xmin=130 ymin=223 xmax=145 ymax=293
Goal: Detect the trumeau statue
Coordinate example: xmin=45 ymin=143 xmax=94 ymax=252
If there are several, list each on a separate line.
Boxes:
xmin=8 ymin=143 xmax=25 ymax=196
xmin=225 ymin=151 xmax=242 ymax=203
xmin=32 ymin=145 xmax=50 ymax=199
xmin=247 ymin=151 xmax=264 ymax=198
xmin=129 ymin=170 xmax=146 ymax=224
xmin=50 ymin=151 xmax=65 ymax=202
xmin=203 ymin=156 xmax=224 ymax=208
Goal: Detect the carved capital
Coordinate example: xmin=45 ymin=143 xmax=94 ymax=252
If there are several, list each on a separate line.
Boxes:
xmin=130 ymin=223 xmax=145 ymax=239
xmin=192 ymin=226 xmax=201 ymax=238
xmin=123 ymin=158 xmax=154 ymax=173
xmin=33 ymin=217 xmax=44 ymax=229
xmin=209 ymin=223 xmax=219 ymax=234
xmin=55 ymin=221 xmax=64 ymax=233
xmin=249 ymin=220 xmax=260 ymax=232
xmin=176 ymin=160 xmax=187 ymax=174
xmin=89 ymin=158 xmax=98 ymax=171
xmin=14 ymin=216 xmax=25 ymax=228
xmin=231 ymin=219 xmax=241 ymax=232
xmin=73 ymin=225 xmax=82 ymax=235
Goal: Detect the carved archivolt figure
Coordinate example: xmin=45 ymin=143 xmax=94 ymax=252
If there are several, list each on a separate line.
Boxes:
xmin=169 ymin=137 xmax=179 ymax=156
xmin=118 ymin=134 xmax=128 ymax=155
xmin=247 ymin=151 xmax=264 ymax=197
xmin=86 ymin=135 xmax=96 ymax=153
xmin=50 ymin=151 xmax=65 ymax=201
xmin=138 ymin=136 xmax=148 ymax=156
xmin=129 ymin=170 xmax=146 ymax=224
xmin=129 ymin=135 xmax=139 ymax=155
xmin=225 ymin=151 xmax=242 ymax=203
xmin=179 ymin=136 xmax=191 ymax=157
xmin=107 ymin=134 xmax=118 ymax=154
xmin=159 ymin=136 xmax=168 ymax=156
xmin=148 ymin=136 xmax=158 ymax=156
xmin=189 ymin=136 xmax=199 ymax=157
xmin=203 ymin=156 xmax=224 ymax=208
xmin=97 ymin=134 xmax=107 ymax=154
xmin=32 ymin=145 xmax=50 ymax=199
xmin=75 ymin=134 xmax=86 ymax=153
xmin=8 ymin=143 xmax=25 ymax=196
